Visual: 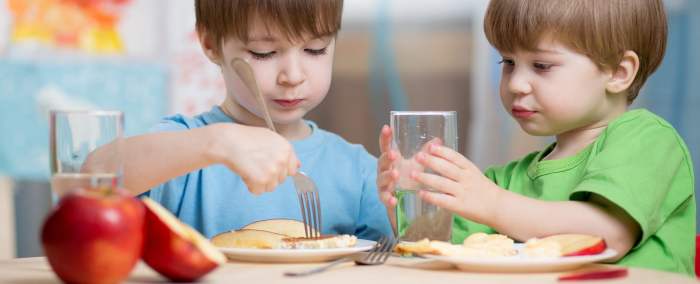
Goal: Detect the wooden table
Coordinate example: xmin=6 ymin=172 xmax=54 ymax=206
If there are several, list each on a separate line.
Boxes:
xmin=0 ymin=257 xmax=696 ymax=283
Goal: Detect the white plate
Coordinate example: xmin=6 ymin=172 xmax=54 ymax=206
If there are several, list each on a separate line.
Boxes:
xmin=218 ymin=239 xmax=376 ymax=263
xmin=423 ymin=244 xmax=618 ymax=273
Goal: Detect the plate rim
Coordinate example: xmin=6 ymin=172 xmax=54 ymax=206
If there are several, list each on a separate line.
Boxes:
xmin=217 ymin=238 xmax=376 ymax=256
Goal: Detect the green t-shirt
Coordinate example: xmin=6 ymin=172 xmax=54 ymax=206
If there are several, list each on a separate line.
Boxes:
xmin=452 ymin=109 xmax=696 ymax=275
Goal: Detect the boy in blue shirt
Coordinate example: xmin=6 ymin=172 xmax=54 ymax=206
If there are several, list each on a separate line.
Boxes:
xmin=112 ymin=0 xmax=391 ymax=240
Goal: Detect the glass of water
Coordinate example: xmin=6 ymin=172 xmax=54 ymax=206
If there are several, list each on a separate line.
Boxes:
xmin=49 ymin=110 xmax=124 ymax=197
xmin=391 ymin=111 xmax=457 ymax=242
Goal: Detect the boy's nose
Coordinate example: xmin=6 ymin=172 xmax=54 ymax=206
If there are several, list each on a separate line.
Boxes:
xmin=506 ymin=70 xmax=532 ymax=95
xmin=277 ymin=56 xmax=306 ymax=87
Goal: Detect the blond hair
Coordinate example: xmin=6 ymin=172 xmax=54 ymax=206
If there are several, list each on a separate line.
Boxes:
xmin=484 ymin=0 xmax=667 ymax=102
xmin=195 ymin=0 xmax=343 ymax=53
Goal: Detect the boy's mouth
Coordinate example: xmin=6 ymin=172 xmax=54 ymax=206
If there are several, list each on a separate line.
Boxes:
xmin=512 ymin=106 xmax=536 ymax=118
xmin=273 ymin=99 xmax=304 ymax=108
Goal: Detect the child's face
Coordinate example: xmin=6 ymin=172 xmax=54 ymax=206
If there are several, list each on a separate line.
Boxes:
xmin=215 ymin=21 xmax=335 ymax=126
xmin=498 ymin=38 xmax=622 ymax=137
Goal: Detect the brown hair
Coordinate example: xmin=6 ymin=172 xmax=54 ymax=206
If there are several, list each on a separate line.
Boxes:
xmin=195 ymin=0 xmax=343 ymax=52
xmin=484 ymin=0 xmax=667 ymax=102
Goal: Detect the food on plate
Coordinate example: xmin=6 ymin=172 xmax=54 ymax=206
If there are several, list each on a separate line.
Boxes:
xmin=280 ymin=235 xmax=358 ymax=249
xmin=395 ymin=233 xmax=517 ymax=257
xmin=241 ymin=218 xmax=312 ymax=237
xmin=211 ymin=229 xmax=288 ymax=249
xmin=395 ymin=238 xmax=440 ymax=255
xmin=141 ymin=198 xmax=226 ymax=282
xmin=396 ymin=233 xmax=606 ymax=258
xmin=523 ymin=234 xmax=607 ymax=257
xmin=211 ymin=219 xmax=357 ymax=249
xmin=461 ymin=232 xmax=518 ymax=257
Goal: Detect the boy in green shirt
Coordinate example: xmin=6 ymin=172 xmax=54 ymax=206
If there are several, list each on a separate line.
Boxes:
xmin=377 ymin=0 xmax=695 ymax=275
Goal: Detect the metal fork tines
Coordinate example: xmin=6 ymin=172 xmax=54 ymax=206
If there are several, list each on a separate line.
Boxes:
xmin=284 ymin=235 xmax=396 ymax=277
xmin=293 ymin=172 xmax=321 ymax=238
xmin=355 ymin=235 xmax=396 ymax=265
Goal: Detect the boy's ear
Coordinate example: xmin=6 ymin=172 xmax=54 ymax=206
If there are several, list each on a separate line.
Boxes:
xmin=197 ymin=29 xmax=223 ymax=66
xmin=606 ymin=50 xmax=640 ymax=94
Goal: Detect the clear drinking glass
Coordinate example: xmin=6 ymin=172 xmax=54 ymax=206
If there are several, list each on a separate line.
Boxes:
xmin=391 ymin=111 xmax=457 ymax=242
xmin=49 ymin=110 xmax=124 ymax=197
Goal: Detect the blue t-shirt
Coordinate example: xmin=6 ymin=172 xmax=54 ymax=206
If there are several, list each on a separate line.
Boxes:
xmin=140 ymin=106 xmax=392 ymax=241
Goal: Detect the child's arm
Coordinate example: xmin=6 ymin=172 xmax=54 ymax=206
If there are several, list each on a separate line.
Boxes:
xmin=413 ymin=144 xmax=640 ymax=261
xmin=85 ymin=123 xmax=299 ymax=196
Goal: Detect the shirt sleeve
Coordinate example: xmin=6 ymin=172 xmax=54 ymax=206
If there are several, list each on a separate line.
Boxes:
xmin=571 ymin=120 xmax=694 ymax=247
xmin=354 ymin=151 xmax=394 ymax=241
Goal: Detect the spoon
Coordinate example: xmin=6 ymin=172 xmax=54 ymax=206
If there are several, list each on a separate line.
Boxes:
xmin=230 ymin=58 xmax=276 ymax=132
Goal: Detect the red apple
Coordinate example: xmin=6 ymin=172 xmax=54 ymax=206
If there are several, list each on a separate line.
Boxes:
xmin=41 ymin=188 xmax=144 ymax=284
xmin=541 ymin=234 xmax=607 ymax=256
xmin=141 ymin=198 xmax=226 ymax=282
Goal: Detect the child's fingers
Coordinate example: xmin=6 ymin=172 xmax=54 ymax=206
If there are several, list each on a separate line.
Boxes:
xmin=377 ymin=151 xmax=396 ymax=171
xmin=382 ymin=191 xmax=395 ymax=205
xmin=418 ymin=190 xmax=456 ymax=211
xmin=378 ymin=125 xmax=393 ymax=154
xmin=387 ymin=195 xmax=397 ymax=207
xmin=288 ymin=153 xmax=300 ymax=176
xmin=419 ymin=137 xmax=442 ymax=153
xmin=278 ymin=165 xmax=288 ymax=184
xmin=377 ymin=169 xmax=398 ymax=188
xmin=415 ymin=152 xmax=464 ymax=183
xmin=264 ymin=180 xmax=278 ymax=193
xmin=243 ymin=177 xmax=264 ymax=195
xmin=379 ymin=190 xmax=392 ymax=202
xmin=428 ymin=144 xmax=472 ymax=170
xmin=411 ymin=171 xmax=458 ymax=196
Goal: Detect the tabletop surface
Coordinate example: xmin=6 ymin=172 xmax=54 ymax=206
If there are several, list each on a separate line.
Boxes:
xmin=0 ymin=257 xmax=697 ymax=284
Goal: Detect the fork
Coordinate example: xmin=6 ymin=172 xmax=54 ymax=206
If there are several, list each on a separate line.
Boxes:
xmin=284 ymin=235 xmax=396 ymax=277
xmin=231 ymin=57 xmax=322 ymax=239
xmin=292 ymin=172 xmax=322 ymax=238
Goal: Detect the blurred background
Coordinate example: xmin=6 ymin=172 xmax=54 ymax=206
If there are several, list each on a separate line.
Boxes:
xmin=0 ymin=0 xmax=698 ymax=258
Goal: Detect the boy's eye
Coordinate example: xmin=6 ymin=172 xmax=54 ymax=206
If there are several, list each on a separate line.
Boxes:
xmin=305 ymin=47 xmax=327 ymax=56
xmin=248 ymin=50 xmax=275 ymax=59
xmin=533 ymin=62 xmax=554 ymax=71
xmin=498 ymin=58 xmax=515 ymax=66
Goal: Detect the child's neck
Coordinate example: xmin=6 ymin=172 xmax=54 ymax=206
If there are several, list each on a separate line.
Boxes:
xmin=220 ymin=97 xmax=311 ymax=141
xmin=547 ymin=114 xmax=628 ymax=160
xmin=546 ymin=126 xmax=606 ymax=160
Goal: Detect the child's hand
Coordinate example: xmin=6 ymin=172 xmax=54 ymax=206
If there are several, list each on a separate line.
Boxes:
xmin=377 ymin=125 xmax=441 ymax=208
xmin=412 ymin=144 xmax=499 ymax=223
xmin=377 ymin=125 xmax=399 ymax=208
xmin=208 ymin=123 xmax=299 ymax=195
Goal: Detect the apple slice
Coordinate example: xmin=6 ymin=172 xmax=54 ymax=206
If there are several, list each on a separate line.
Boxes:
xmin=211 ymin=229 xmax=289 ymax=249
xmin=558 ymin=268 xmax=628 ymax=281
xmin=241 ymin=219 xmax=314 ymax=237
xmin=540 ymin=234 xmax=607 ymax=256
xmin=141 ymin=198 xmax=226 ymax=282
